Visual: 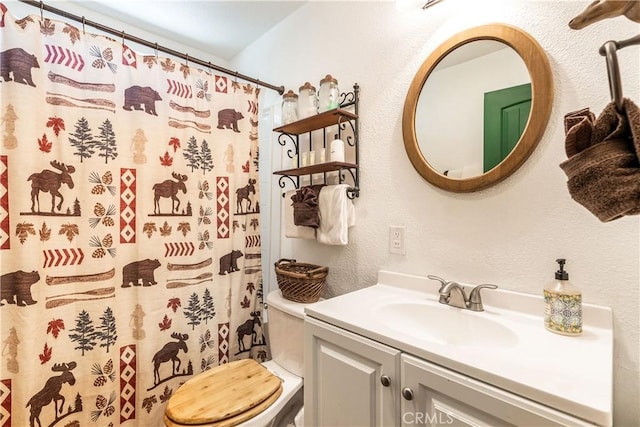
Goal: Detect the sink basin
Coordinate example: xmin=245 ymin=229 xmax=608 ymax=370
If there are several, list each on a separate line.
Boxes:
xmin=375 ymin=301 xmax=519 ymax=348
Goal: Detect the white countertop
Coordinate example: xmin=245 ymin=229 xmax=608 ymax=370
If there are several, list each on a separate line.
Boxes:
xmin=304 ymin=270 xmax=613 ymax=426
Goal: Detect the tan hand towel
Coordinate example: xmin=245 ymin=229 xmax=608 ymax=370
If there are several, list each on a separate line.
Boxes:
xmin=559 ymin=98 xmax=640 ymax=222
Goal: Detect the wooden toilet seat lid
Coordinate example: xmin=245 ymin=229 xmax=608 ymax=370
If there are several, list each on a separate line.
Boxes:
xmin=165 ymin=359 xmax=282 ymax=426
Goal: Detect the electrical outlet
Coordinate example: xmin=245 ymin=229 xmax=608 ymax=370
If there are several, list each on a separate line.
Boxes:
xmin=389 ymin=225 xmax=406 ymax=255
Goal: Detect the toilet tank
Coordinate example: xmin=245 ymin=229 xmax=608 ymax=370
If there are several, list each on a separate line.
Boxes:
xmin=266 ymin=290 xmax=313 ymax=378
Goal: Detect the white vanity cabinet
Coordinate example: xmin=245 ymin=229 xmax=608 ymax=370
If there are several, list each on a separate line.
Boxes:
xmin=304 ymin=317 xmax=400 ymax=426
xmin=305 ymin=316 xmax=596 ymax=427
xmin=400 ymin=354 xmax=593 ymax=427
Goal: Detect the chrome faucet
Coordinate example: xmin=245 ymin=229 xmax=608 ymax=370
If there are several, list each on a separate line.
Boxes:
xmin=438 ymin=280 xmax=468 ymax=308
xmin=427 ymin=275 xmax=497 ymax=311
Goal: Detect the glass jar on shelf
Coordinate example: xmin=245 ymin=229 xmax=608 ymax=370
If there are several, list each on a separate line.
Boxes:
xmin=298 ymin=82 xmax=318 ymax=119
xmin=318 ymin=74 xmax=340 ymax=112
xmin=281 ymin=90 xmax=298 ymax=124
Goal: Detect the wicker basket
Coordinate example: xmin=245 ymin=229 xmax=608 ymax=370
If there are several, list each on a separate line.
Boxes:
xmin=274 ymin=258 xmax=328 ymax=303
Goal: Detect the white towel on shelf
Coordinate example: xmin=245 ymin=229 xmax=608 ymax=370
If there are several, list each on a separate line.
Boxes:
xmin=282 ymin=190 xmax=315 ymax=240
xmin=317 ymin=184 xmax=356 ymax=245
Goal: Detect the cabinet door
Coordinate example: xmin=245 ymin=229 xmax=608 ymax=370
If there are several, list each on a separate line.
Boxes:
xmin=305 ymin=317 xmax=400 ymax=427
xmin=400 ymin=354 xmax=593 ymax=427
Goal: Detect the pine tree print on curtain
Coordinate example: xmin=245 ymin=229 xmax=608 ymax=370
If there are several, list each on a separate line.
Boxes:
xmin=0 ymin=4 xmax=266 ymax=426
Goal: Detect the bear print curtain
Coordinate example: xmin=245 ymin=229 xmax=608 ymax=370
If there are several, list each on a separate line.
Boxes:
xmin=0 ymin=4 xmax=267 ymax=426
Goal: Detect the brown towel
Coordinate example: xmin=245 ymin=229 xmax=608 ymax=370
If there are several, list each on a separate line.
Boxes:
xmin=559 ymin=98 xmax=640 ymax=222
xmin=291 ymin=185 xmax=324 ymax=228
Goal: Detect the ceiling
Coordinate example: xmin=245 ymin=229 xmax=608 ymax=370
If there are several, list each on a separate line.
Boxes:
xmin=71 ymin=1 xmax=306 ymax=61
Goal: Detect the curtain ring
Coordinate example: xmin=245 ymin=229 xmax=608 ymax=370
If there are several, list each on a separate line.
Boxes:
xmin=185 ymin=53 xmax=189 ymax=66
xmin=40 ymin=1 xmax=44 ymax=20
xmin=121 ymin=30 xmax=125 ymax=47
xmin=154 ymin=42 xmax=158 ymax=58
xmin=234 ymin=71 xmax=239 ymax=83
xmin=81 ymin=16 xmax=86 ymax=35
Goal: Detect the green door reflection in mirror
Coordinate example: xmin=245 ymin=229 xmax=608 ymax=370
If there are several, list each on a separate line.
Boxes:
xmin=483 ymin=83 xmax=532 ymax=172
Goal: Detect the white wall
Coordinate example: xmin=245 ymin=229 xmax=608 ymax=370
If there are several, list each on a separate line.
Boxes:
xmin=232 ymin=0 xmax=639 ymax=424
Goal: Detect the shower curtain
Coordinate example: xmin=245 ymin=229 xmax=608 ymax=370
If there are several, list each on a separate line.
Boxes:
xmin=0 ymin=4 xmax=267 ymax=426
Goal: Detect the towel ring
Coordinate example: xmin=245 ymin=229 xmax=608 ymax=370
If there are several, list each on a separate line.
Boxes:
xmin=600 ymin=41 xmax=623 ymax=112
xmin=599 ymin=34 xmax=640 ymax=113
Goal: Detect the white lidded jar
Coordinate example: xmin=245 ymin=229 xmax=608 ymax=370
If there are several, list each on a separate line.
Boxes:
xmin=318 ymin=74 xmax=340 ymax=112
xmin=281 ymin=89 xmax=298 ymax=124
xmin=298 ymin=82 xmax=318 ymax=119
xmin=329 ymin=134 xmax=345 ymax=162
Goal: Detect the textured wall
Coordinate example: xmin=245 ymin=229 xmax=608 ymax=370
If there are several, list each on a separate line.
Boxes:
xmin=232 ymin=1 xmax=640 ymax=424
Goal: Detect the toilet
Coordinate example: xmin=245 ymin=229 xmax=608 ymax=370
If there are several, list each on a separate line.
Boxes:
xmin=163 ymin=289 xmax=311 ymax=427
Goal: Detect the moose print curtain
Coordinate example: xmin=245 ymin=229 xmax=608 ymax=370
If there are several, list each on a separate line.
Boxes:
xmin=0 ymin=5 xmax=267 ymax=426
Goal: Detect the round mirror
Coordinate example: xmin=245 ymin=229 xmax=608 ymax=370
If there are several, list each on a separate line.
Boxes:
xmin=402 ymin=24 xmax=554 ymax=192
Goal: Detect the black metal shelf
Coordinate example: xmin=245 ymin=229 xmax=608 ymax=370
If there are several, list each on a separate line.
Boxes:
xmin=273 ymin=84 xmax=360 ymax=199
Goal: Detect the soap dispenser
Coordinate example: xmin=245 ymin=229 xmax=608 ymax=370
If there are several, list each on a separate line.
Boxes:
xmin=544 ymin=259 xmax=582 ymax=336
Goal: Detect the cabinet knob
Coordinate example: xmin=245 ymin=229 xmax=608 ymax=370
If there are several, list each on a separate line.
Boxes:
xmin=380 ymin=375 xmax=391 ymax=387
xmin=402 ymin=387 xmax=414 ymax=400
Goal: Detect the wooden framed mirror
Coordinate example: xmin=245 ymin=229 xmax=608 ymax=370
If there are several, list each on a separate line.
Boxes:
xmin=402 ymin=24 xmax=554 ymax=192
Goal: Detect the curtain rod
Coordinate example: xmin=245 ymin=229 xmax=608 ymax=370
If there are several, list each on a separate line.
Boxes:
xmin=17 ymin=0 xmax=285 ymax=95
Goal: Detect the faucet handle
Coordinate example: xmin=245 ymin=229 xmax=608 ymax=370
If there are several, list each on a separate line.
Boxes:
xmin=467 ymin=284 xmax=498 ymax=312
xmin=427 ymin=275 xmax=447 ymax=290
